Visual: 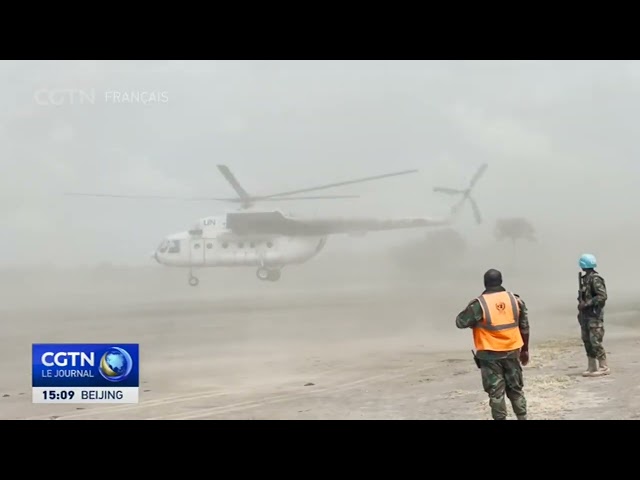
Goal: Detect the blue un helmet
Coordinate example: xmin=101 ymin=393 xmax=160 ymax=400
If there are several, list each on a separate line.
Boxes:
xmin=579 ymin=253 xmax=597 ymax=269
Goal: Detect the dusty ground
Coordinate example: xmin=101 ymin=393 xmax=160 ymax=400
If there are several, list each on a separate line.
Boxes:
xmin=1 ymin=257 xmax=639 ymax=420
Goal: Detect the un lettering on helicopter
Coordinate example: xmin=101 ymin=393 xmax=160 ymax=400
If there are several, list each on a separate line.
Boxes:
xmin=65 ymin=163 xmax=487 ymax=285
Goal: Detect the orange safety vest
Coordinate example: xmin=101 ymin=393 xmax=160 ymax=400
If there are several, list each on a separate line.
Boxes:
xmin=472 ymin=291 xmax=524 ymax=352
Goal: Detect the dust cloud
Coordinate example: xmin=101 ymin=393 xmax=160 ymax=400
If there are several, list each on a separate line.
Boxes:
xmin=2 ymin=60 xmax=640 ymax=420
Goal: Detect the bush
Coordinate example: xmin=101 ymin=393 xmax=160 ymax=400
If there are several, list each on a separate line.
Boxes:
xmin=391 ymin=228 xmax=468 ymax=269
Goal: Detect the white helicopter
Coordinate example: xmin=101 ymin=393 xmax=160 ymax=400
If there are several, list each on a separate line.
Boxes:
xmin=66 ymin=163 xmax=487 ymax=286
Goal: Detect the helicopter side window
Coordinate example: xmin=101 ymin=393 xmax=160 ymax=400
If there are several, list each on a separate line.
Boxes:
xmin=158 ymin=240 xmax=169 ymax=253
xmin=168 ymin=240 xmax=181 ymax=253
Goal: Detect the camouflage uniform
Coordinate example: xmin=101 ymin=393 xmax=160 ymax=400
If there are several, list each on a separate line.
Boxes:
xmin=578 ymin=270 xmax=608 ymax=374
xmin=456 ymin=285 xmax=530 ymax=420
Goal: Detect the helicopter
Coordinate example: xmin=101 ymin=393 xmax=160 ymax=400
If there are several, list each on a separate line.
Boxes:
xmin=66 ymin=163 xmax=487 ymax=286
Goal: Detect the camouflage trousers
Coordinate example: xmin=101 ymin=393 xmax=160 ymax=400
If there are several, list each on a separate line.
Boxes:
xmin=479 ymin=358 xmax=527 ymax=420
xmin=580 ymin=317 xmax=606 ymax=360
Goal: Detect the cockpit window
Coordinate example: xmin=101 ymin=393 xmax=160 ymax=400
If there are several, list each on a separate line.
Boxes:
xmin=158 ymin=240 xmax=169 ymax=253
xmin=168 ymin=240 xmax=181 ymax=253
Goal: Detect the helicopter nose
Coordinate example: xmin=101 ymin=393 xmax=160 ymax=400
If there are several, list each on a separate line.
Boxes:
xmin=150 ymin=251 xmax=160 ymax=263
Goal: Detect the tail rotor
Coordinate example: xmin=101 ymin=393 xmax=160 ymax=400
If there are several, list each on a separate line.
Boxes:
xmin=433 ymin=163 xmax=487 ymax=224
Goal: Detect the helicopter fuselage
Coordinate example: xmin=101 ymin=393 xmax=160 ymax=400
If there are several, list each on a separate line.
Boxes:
xmin=153 ymin=213 xmax=327 ymax=283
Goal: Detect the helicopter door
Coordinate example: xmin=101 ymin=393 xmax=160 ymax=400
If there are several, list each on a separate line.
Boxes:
xmin=189 ymin=238 xmax=205 ymax=266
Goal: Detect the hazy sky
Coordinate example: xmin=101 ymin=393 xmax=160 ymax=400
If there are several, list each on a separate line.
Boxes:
xmin=1 ymin=60 xmax=638 ymax=267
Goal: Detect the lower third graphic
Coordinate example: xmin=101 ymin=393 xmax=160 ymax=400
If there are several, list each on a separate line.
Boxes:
xmin=32 ymin=343 xmax=139 ymax=404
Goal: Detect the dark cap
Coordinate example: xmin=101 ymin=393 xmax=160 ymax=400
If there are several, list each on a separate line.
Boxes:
xmin=484 ymin=268 xmax=503 ymax=287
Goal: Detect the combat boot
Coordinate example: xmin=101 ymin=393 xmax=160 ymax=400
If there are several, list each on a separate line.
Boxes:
xmin=598 ymin=357 xmax=610 ymax=375
xmin=516 ymin=415 xmax=527 ymax=420
xmin=582 ymin=357 xmax=599 ymax=377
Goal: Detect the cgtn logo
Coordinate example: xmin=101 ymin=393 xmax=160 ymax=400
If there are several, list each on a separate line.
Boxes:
xmin=32 ymin=343 xmax=139 ymax=404
xmin=33 ymin=88 xmax=96 ymax=106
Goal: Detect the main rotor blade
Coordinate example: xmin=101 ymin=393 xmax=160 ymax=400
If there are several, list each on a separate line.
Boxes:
xmin=217 ymin=165 xmax=252 ymax=202
xmin=468 ymin=163 xmax=488 ymax=188
xmin=433 ymin=187 xmax=465 ymax=195
xmin=256 ymin=195 xmax=360 ymax=201
xmin=63 ymin=192 xmax=359 ymax=203
xmin=258 ymin=169 xmax=419 ymax=199
xmin=64 ymin=192 xmax=239 ymax=202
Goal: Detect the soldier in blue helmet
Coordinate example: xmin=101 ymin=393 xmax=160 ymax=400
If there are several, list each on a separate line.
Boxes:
xmin=577 ymin=253 xmax=610 ymax=377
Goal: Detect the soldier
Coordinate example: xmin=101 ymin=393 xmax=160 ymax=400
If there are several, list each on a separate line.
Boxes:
xmin=456 ymin=268 xmax=530 ymax=420
xmin=577 ymin=253 xmax=609 ymax=377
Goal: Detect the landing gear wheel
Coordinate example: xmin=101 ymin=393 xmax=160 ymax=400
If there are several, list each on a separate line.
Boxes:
xmin=257 ymin=268 xmax=281 ymax=281
xmin=188 ymin=275 xmax=199 ymax=287
xmin=267 ymin=269 xmax=281 ymax=282
xmin=256 ymin=267 xmax=270 ymax=281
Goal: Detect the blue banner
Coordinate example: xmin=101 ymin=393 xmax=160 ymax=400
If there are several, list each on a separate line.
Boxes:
xmin=32 ymin=343 xmax=139 ymax=388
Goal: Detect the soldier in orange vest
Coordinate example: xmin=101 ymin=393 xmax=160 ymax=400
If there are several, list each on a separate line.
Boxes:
xmin=456 ymin=268 xmax=530 ymax=420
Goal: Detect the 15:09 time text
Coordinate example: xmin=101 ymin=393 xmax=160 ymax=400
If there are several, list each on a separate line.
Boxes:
xmin=42 ymin=390 xmax=75 ymax=400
